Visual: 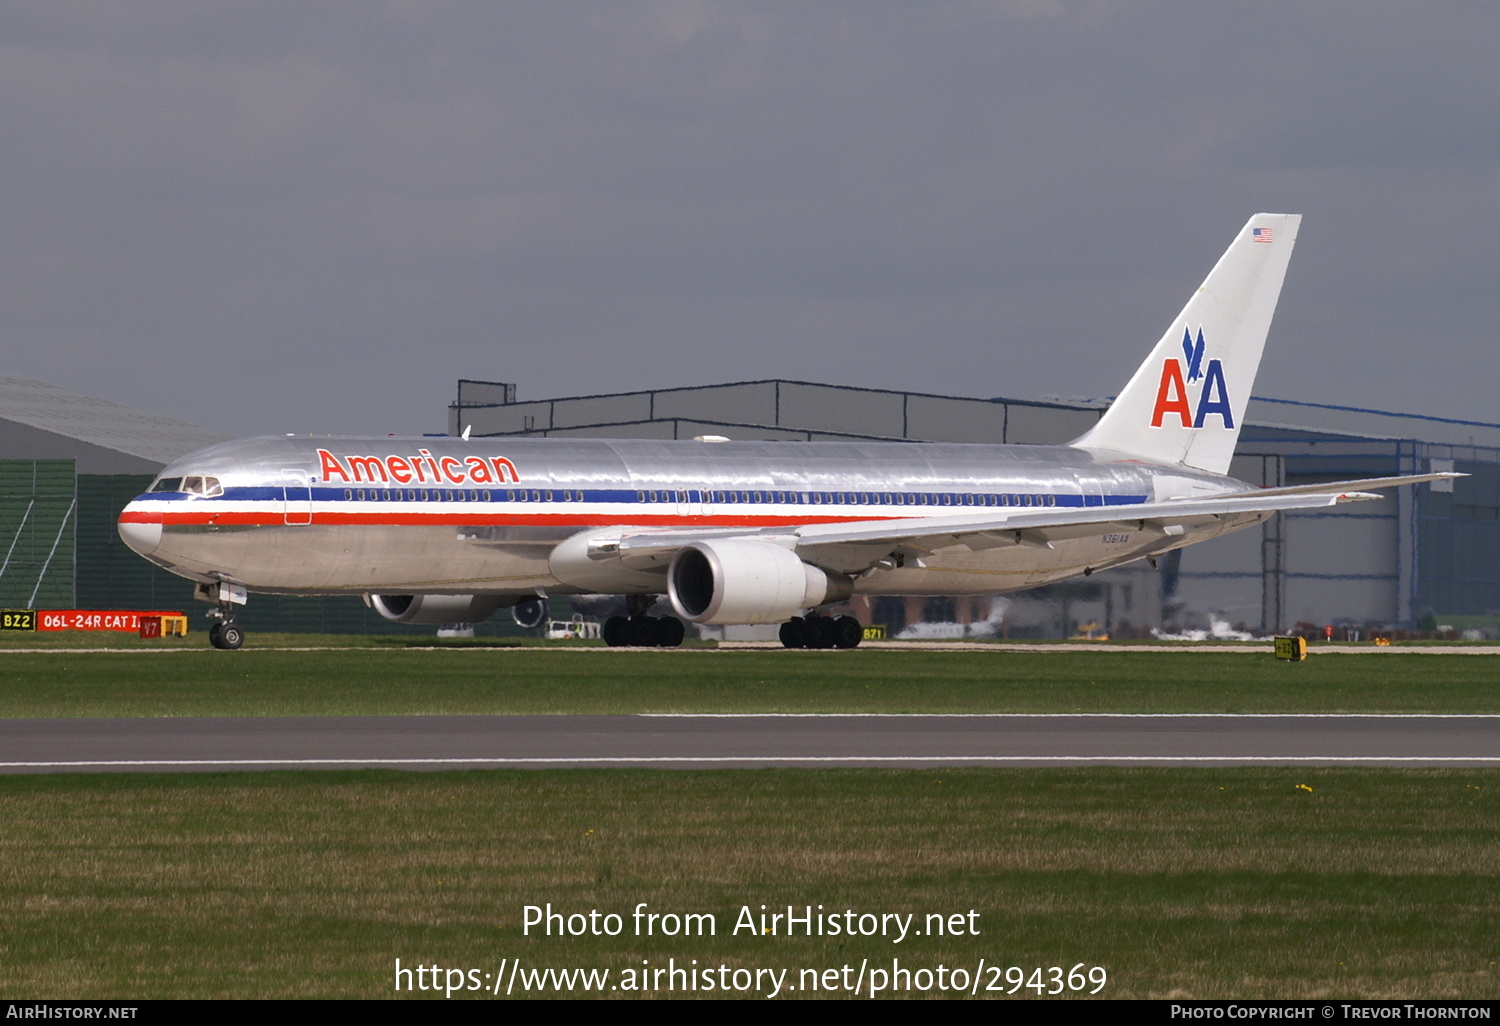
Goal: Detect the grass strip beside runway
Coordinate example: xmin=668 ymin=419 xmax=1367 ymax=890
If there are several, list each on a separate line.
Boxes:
xmin=1 ymin=647 xmax=1498 ymax=716
xmin=0 ymin=767 xmax=1495 ymax=999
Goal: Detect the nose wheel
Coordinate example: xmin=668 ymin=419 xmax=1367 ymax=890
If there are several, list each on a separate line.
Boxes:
xmin=209 ymin=621 xmax=244 ymax=650
xmin=199 ymin=580 xmax=248 ymax=650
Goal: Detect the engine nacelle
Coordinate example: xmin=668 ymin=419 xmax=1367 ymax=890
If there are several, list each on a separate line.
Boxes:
xmin=667 ymin=540 xmax=853 ymax=625
xmin=370 ymin=593 xmax=507 ymax=625
xmin=511 ymin=596 xmax=548 ymax=629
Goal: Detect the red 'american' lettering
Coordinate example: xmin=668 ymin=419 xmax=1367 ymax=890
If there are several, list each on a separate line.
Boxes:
xmin=317 ymin=449 xmax=520 ymax=487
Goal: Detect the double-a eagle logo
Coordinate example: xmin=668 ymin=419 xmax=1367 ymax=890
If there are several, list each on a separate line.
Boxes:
xmin=1150 ymin=326 xmax=1234 ymax=429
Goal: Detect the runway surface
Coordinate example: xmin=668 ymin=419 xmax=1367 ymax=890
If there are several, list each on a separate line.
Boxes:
xmin=7 ymin=643 xmax=1500 ymax=653
xmin=1 ymin=714 xmax=1497 ymax=772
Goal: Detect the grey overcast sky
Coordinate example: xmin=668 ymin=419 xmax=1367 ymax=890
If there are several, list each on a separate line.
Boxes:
xmin=2 ymin=2 xmax=1496 ymax=437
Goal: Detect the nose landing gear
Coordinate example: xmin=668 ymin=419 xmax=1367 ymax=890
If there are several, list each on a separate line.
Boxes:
xmin=209 ymin=620 xmax=244 ymax=650
xmin=198 ymin=580 xmax=247 ymax=650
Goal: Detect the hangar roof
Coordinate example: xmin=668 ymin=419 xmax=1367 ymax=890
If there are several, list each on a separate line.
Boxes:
xmin=0 ymin=376 xmax=230 ymax=472
xmin=452 ymin=377 xmax=1500 ymax=450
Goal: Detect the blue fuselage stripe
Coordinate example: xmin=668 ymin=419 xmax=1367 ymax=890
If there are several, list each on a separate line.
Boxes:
xmin=139 ymin=487 xmax=1154 ymax=509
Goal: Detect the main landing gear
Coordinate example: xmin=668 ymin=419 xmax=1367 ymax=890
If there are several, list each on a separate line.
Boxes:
xmin=602 ymin=594 xmax=686 ymax=648
xmin=779 ymin=614 xmax=863 ymax=650
xmin=602 ymin=615 xmax=686 ymax=648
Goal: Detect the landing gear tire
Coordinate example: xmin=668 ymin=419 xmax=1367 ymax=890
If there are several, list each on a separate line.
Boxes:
xmin=656 ymin=616 xmax=686 ymax=648
xmin=833 ymin=615 xmax=863 ymax=649
xmin=209 ymin=621 xmax=244 ymax=650
xmin=612 ymin=615 xmax=687 ymax=647
xmin=626 ymin=615 xmax=656 ymax=647
xmin=779 ymin=617 xmax=805 ymax=649
xmin=602 ymin=616 xmax=629 ymax=647
xmin=606 ymin=612 xmax=685 ymax=648
xmin=802 ymin=614 xmax=834 ymax=650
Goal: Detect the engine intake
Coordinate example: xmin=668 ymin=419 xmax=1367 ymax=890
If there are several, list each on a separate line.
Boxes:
xmin=667 ymin=540 xmax=853 ymax=625
xmin=370 ymin=593 xmax=506 ymax=625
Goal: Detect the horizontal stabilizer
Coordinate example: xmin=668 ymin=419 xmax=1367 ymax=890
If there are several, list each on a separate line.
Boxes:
xmin=1234 ymin=472 xmax=1464 ymax=500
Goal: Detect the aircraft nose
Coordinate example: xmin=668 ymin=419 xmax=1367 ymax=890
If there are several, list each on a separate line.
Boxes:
xmin=117 ymin=513 xmax=162 ymax=557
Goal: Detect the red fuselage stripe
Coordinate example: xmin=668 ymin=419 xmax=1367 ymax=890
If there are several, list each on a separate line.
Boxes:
xmin=119 ymin=510 xmax=893 ymax=528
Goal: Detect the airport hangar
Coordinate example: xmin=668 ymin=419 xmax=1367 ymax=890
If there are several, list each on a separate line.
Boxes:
xmin=1 ymin=373 xmax=1495 ymax=637
xmin=452 ymin=378 xmax=1500 ymax=638
xmin=0 ymin=377 xmax=410 ymax=633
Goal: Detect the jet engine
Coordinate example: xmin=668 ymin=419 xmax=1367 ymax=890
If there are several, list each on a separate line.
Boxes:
xmin=511 ymin=596 xmax=548 ymax=629
xmin=667 ymin=539 xmax=853 ymax=625
xmin=370 ymin=593 xmax=507 ymax=625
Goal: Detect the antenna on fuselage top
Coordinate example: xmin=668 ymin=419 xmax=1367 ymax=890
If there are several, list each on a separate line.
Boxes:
xmin=461 ymin=425 xmax=472 ymax=441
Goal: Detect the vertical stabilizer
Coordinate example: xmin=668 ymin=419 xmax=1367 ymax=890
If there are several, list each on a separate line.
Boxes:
xmin=1070 ymin=213 xmax=1300 ymax=475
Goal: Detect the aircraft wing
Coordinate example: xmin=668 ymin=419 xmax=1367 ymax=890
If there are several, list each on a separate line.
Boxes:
xmin=598 ymin=473 xmax=1459 ymax=571
xmin=791 ymin=489 xmax=1366 ymax=556
xmin=793 ymin=471 xmax=1464 ymax=553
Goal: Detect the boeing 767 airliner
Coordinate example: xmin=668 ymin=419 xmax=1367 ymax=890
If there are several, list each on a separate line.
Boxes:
xmin=117 ymin=214 xmax=1455 ymax=649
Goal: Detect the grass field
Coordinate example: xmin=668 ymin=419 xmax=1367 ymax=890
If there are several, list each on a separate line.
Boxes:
xmin=3 ymin=641 xmax=1496 ymax=1000
xmin=1 ymin=767 xmax=1495 ymax=999
xmin=0 ymin=642 xmax=1498 ymax=717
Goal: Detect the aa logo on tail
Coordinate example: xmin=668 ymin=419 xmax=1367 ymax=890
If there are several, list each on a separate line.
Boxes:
xmin=1150 ymin=327 xmax=1234 ymax=429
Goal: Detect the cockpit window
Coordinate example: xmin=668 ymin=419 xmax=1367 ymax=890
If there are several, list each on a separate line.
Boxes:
xmin=150 ymin=476 xmax=222 ymax=497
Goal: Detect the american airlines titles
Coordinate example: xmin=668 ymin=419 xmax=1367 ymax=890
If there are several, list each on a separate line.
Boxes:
xmin=317 ymin=448 xmax=520 ymax=487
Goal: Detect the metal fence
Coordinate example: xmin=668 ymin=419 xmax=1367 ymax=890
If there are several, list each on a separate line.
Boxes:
xmin=0 ymin=459 xmax=76 ymax=608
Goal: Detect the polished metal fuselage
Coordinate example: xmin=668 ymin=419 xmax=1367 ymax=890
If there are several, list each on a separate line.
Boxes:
xmin=118 ymin=434 xmax=1264 ymax=599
